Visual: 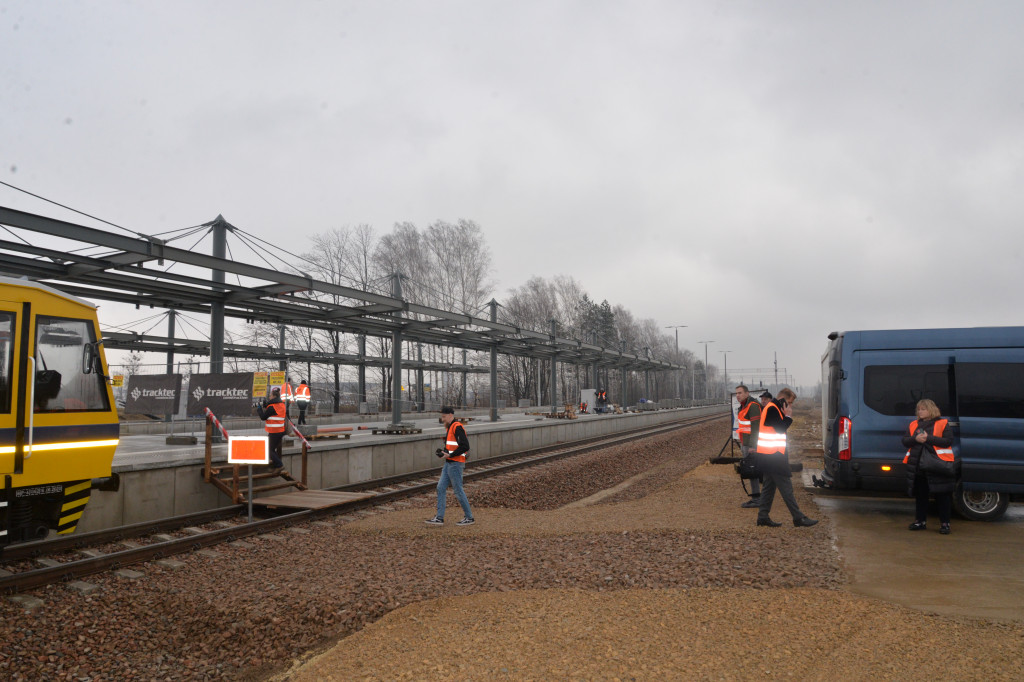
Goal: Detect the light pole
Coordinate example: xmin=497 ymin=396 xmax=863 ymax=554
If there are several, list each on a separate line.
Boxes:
xmin=697 ymin=340 xmax=714 ymax=401
xmin=665 ymin=325 xmax=687 ymax=399
xmin=719 ymin=350 xmax=732 ymax=401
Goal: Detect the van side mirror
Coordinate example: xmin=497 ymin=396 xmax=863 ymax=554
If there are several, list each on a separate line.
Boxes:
xmin=82 ymin=338 xmax=108 ymax=375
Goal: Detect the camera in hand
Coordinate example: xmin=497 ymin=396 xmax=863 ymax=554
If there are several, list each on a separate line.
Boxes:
xmin=435 ymin=448 xmax=446 ymax=458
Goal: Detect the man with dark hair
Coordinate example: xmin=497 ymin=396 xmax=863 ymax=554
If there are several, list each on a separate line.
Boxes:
xmin=426 ymin=406 xmax=475 ymax=526
xmin=754 ymin=387 xmax=817 ymax=527
xmin=734 ymin=384 xmax=762 ymax=508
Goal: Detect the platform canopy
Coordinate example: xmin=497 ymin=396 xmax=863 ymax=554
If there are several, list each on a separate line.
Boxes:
xmin=0 ymin=206 xmax=680 ymax=371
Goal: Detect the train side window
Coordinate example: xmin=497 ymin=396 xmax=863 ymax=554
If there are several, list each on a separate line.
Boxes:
xmin=34 ymin=316 xmax=110 ymax=413
xmin=956 ymin=363 xmax=1024 ymax=419
xmin=0 ymin=312 xmax=13 ymax=413
xmin=863 ymin=364 xmax=952 ymax=416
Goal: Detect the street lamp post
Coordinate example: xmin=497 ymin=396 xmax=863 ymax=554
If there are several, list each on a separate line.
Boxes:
xmin=665 ymin=325 xmax=687 ymax=399
xmin=719 ymin=350 xmax=732 ymax=401
xmin=697 ymin=340 xmax=715 ymax=401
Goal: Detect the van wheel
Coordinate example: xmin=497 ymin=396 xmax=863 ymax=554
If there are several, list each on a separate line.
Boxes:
xmin=953 ymin=486 xmax=1009 ymax=521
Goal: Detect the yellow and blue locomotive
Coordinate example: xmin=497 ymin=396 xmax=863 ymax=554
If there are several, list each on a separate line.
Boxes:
xmin=0 ymin=276 xmax=119 ymax=548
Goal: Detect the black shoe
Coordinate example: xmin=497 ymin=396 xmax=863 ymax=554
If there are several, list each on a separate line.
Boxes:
xmin=793 ymin=517 xmax=819 ymax=527
xmin=756 ymin=518 xmax=782 ymax=527
xmin=939 ymin=523 xmax=951 ymax=535
xmin=740 ymin=498 xmax=761 ymax=508
xmin=908 ymin=521 xmax=927 ymax=531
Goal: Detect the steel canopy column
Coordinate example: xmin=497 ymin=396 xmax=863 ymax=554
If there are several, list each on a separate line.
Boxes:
xmin=165 ymin=310 xmax=176 ymax=422
xmin=461 ymin=349 xmax=468 ymax=409
xmin=279 ymin=324 xmax=287 ymax=372
xmin=644 ymin=347 xmax=651 ymax=400
xmin=210 ymin=218 xmax=226 ymax=374
xmin=390 ymin=274 xmax=404 ymax=427
xmin=358 ymin=335 xmax=366 ymax=410
xmin=489 ymin=299 xmax=499 ymax=422
xmin=417 ymin=342 xmax=424 ymax=411
xmin=620 ymin=341 xmax=627 ymax=408
xmin=550 ymin=319 xmax=558 ymax=413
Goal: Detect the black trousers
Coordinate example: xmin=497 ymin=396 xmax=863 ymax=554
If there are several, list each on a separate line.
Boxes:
xmin=297 ymin=404 xmax=307 ymax=425
xmin=913 ymin=475 xmax=951 ymax=524
xmin=268 ymin=431 xmax=284 ymax=468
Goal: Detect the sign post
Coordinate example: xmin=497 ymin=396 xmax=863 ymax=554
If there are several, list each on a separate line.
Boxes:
xmin=228 ymin=436 xmax=269 ymax=522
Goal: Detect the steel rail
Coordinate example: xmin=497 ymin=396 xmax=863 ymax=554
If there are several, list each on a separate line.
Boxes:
xmin=0 ymin=413 xmax=724 ymax=593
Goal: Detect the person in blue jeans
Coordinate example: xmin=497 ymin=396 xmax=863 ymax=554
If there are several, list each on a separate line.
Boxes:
xmin=426 ymin=406 xmax=474 ymax=526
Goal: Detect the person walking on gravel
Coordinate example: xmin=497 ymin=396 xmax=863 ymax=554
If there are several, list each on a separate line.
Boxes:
xmin=425 ymin=406 xmax=475 ymax=526
xmin=754 ymin=387 xmax=817 ymax=528
xmin=735 ymin=384 xmax=763 ymax=508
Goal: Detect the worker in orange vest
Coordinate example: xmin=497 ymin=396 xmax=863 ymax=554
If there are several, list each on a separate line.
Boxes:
xmin=734 ymin=384 xmax=762 ymax=508
xmin=294 ymin=379 xmax=311 ymax=425
xmin=425 ymin=406 xmax=474 ymax=526
xmin=257 ymin=386 xmax=286 ymax=470
xmin=754 ymin=387 xmax=816 ymax=528
xmin=280 ymin=377 xmax=294 ymax=418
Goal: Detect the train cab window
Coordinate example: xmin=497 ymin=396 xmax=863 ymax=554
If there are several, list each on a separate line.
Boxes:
xmin=0 ymin=312 xmax=13 ymax=413
xmin=34 ymin=316 xmax=110 ymax=413
xmin=863 ymin=364 xmax=952 ymax=416
xmin=956 ymin=363 xmax=1024 ymax=419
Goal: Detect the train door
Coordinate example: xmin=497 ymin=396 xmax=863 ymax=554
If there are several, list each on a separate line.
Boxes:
xmin=0 ymin=299 xmax=27 ymax=476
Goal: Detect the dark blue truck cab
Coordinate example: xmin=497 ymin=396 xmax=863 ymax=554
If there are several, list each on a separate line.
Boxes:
xmin=819 ymin=327 xmax=1024 ymax=520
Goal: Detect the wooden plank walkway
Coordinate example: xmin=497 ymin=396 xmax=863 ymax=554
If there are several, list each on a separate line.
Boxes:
xmin=252 ymin=489 xmax=376 ymax=510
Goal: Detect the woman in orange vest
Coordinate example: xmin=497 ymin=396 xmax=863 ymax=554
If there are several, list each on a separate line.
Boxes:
xmin=902 ymin=398 xmax=956 ymax=534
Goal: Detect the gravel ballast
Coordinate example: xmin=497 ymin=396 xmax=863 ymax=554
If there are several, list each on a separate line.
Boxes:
xmin=2 ymin=415 xmax=1021 ymax=680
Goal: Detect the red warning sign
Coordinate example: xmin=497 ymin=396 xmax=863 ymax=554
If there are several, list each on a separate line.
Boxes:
xmin=228 ymin=436 xmax=269 ymax=464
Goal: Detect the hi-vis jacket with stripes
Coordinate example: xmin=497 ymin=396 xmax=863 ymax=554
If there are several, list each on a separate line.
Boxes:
xmin=443 ymin=420 xmax=470 ymax=463
xmin=756 ymin=400 xmax=790 ymax=455
xmin=260 ymin=399 xmax=287 ymax=433
xmin=902 ymin=419 xmax=954 ymax=463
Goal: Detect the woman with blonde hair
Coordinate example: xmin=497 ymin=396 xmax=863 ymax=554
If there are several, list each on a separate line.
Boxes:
xmin=902 ymin=398 xmax=956 ymax=534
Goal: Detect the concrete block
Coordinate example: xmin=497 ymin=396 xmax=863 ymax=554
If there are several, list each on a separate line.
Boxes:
xmin=173 ymin=465 xmax=224 ymax=516
xmin=155 ymin=559 xmax=186 ymax=570
xmin=7 ymin=595 xmax=44 ymax=610
xmin=320 ymin=449 xmax=350 ymax=487
xmin=393 ymin=442 xmax=416 ymax=476
xmin=124 ymin=467 xmax=176 ymax=525
xmin=77 ymin=484 xmax=125 ymax=533
xmin=413 ymin=441 xmax=435 ymax=471
xmin=348 ymin=447 xmax=373 ymax=483
xmin=67 ymin=580 xmax=101 ymax=595
xmin=166 ymin=435 xmax=198 ymax=445
xmin=114 ymin=569 xmax=144 ymax=579
xmin=302 ymin=451 xmax=323 ymax=489
xmin=372 ymin=446 xmax=396 ymax=478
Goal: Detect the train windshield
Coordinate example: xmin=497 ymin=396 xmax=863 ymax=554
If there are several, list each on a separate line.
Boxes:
xmin=0 ymin=313 xmax=12 ymax=413
xmin=34 ymin=316 xmax=110 ymax=413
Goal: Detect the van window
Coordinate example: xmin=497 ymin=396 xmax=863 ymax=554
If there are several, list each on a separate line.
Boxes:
xmin=826 ymin=364 xmax=840 ymax=420
xmin=0 ymin=312 xmax=13 ymax=413
xmin=34 ymin=315 xmax=110 ymax=413
xmin=864 ymin=364 xmax=952 ymax=416
xmin=956 ymin=363 xmax=1024 ymax=419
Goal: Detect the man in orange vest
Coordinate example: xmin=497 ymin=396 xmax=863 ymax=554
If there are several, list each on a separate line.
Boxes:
xmin=294 ymin=379 xmax=311 ymax=425
xmin=754 ymin=387 xmax=817 ymax=527
xmin=425 ymin=406 xmax=474 ymax=526
xmin=734 ymin=384 xmax=762 ymax=508
xmin=257 ymin=386 xmax=287 ymax=471
xmin=281 ymin=377 xmax=294 ymax=418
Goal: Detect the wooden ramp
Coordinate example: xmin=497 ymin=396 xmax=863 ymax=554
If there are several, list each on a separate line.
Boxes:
xmin=251 ymin=489 xmax=376 ymax=510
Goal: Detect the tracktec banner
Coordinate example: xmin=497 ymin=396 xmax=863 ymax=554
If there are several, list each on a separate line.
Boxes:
xmin=124 ymin=374 xmax=183 ymax=414
xmin=186 ymin=373 xmax=254 ymax=417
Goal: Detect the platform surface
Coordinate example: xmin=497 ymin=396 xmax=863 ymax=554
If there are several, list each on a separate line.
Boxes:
xmin=251 ymin=489 xmax=376 ymax=510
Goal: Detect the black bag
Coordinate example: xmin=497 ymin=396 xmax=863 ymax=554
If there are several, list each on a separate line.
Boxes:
xmin=736 ymin=456 xmax=761 ymax=480
xmin=918 ymin=448 xmax=957 ymax=477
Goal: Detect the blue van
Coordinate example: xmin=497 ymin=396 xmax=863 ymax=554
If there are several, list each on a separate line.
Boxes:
xmin=818 ymin=327 xmax=1024 ymax=520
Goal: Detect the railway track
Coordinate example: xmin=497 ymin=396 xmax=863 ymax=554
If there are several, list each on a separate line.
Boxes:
xmin=0 ymin=412 xmax=724 ymax=594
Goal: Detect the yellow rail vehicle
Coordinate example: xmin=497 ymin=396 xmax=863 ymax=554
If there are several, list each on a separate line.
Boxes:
xmin=0 ymin=276 xmax=119 ymax=548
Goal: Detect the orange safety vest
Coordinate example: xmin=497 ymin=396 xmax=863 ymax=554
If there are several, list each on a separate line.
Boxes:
xmin=902 ymin=419 xmax=953 ymax=463
xmin=444 ymin=420 xmax=467 ymax=463
xmin=281 ymin=383 xmax=294 ymax=403
xmin=295 ymin=383 xmax=311 ymax=405
xmin=755 ymin=402 xmax=787 ymax=455
xmin=264 ymin=401 xmax=286 ymax=433
xmin=737 ymin=398 xmax=758 ymax=438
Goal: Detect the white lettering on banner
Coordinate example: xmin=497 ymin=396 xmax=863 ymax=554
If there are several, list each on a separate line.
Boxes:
xmin=133 ymin=388 xmax=177 ymax=399
xmin=205 ymin=388 xmax=250 ymax=399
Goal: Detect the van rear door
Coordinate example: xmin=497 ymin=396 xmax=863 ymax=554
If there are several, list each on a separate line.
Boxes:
xmin=953 ymin=352 xmax=1024 ymax=492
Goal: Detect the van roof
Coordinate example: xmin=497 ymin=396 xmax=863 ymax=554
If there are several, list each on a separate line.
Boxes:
xmin=836 ymin=326 xmax=1024 ymax=351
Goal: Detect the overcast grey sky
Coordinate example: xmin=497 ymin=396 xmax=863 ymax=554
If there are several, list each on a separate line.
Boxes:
xmin=3 ymin=1 xmax=1023 ymax=387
